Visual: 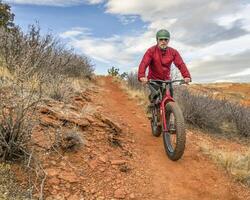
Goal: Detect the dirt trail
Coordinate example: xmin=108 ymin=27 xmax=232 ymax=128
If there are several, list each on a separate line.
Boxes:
xmin=96 ymin=76 xmax=250 ymax=200
xmin=11 ymin=76 xmax=249 ymax=199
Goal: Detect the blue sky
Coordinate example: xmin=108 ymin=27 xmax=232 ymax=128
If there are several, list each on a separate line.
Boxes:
xmin=12 ymin=3 xmax=145 ymax=37
xmin=3 ymin=0 xmax=250 ymax=83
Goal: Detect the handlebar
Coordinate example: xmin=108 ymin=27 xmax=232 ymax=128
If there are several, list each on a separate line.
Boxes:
xmin=148 ymin=79 xmax=186 ymax=85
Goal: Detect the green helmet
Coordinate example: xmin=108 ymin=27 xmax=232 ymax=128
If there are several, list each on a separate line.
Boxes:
xmin=156 ymin=29 xmax=170 ymax=40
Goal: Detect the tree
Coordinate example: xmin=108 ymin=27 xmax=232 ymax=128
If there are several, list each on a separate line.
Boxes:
xmin=0 ymin=1 xmax=15 ymax=30
xmin=120 ymin=72 xmax=128 ymax=79
xmin=107 ymin=66 xmax=120 ymax=76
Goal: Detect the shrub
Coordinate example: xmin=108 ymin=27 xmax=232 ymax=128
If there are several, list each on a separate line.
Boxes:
xmin=108 ymin=66 xmax=120 ymax=77
xmin=0 ymin=24 xmax=94 ymax=82
xmin=0 ymin=1 xmax=15 ymax=30
xmin=0 ymin=82 xmax=41 ymax=161
xmin=127 ymin=72 xmax=147 ymax=92
xmin=174 ymin=87 xmax=250 ymax=137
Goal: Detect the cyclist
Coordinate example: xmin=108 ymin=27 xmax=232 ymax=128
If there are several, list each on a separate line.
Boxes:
xmin=138 ymin=29 xmax=191 ymax=115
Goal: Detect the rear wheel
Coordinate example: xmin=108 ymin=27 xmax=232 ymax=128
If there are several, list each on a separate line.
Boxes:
xmin=150 ymin=105 xmax=162 ymax=137
xmin=163 ymin=102 xmax=186 ymax=161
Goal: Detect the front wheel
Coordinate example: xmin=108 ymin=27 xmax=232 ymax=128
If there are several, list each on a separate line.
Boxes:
xmin=163 ymin=102 xmax=186 ymax=161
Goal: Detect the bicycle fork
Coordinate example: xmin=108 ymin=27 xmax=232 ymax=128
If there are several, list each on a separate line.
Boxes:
xmin=160 ymin=90 xmax=174 ymax=134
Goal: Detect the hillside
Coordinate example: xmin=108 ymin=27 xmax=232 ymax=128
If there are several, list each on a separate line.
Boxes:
xmin=189 ymin=83 xmax=250 ymax=106
xmin=1 ymin=76 xmax=249 ymax=200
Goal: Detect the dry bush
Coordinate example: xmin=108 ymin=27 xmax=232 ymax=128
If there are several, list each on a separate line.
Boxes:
xmin=127 ymin=72 xmax=148 ymax=92
xmin=42 ymin=74 xmax=73 ymax=102
xmin=0 ymin=72 xmax=67 ymax=199
xmin=0 ymin=22 xmax=95 ymax=114
xmin=0 ymin=82 xmax=41 ymax=161
xmin=174 ymin=87 xmax=250 ymax=137
xmin=60 ymin=131 xmax=83 ymax=152
xmin=174 ymin=87 xmax=226 ymax=131
xmin=0 ymin=24 xmax=94 ymax=83
xmin=225 ymin=102 xmax=250 ymax=137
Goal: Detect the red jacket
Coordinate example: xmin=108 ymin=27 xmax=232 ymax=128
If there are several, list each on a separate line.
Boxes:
xmin=138 ymin=45 xmax=191 ymax=80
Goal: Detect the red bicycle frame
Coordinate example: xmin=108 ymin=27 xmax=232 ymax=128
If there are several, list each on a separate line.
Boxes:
xmin=160 ymin=86 xmax=175 ymax=133
xmin=149 ymin=79 xmax=184 ymax=133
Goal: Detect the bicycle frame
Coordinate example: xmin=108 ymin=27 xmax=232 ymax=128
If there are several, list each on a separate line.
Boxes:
xmin=149 ymin=79 xmax=184 ymax=133
xmin=160 ymin=85 xmax=174 ymax=133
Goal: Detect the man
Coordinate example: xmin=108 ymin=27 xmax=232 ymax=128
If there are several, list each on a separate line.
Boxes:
xmin=138 ymin=29 xmax=191 ymax=117
xmin=138 ymin=29 xmax=191 ymax=84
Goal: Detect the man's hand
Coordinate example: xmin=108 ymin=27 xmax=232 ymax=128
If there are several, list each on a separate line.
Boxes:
xmin=139 ymin=77 xmax=148 ymax=84
xmin=184 ymin=77 xmax=191 ymax=84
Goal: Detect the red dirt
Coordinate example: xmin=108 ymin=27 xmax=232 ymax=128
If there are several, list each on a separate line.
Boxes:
xmin=96 ymin=76 xmax=250 ymax=200
xmin=12 ymin=76 xmax=250 ymax=199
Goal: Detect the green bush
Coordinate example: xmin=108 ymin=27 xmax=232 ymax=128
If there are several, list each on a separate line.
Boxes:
xmin=108 ymin=66 xmax=120 ymax=76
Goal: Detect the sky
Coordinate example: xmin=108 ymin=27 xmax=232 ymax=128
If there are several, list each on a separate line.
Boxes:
xmin=3 ymin=0 xmax=250 ymax=83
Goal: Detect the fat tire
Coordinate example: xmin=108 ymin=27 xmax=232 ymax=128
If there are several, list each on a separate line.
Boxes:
xmin=163 ymin=102 xmax=186 ymax=161
xmin=150 ymin=106 xmax=162 ymax=137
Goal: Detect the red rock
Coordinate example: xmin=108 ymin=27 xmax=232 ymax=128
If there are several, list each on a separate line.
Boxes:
xmin=129 ymin=193 xmax=135 ymax=199
xmin=99 ymin=156 xmax=107 ymax=163
xmin=68 ymin=194 xmax=79 ymax=200
xmin=99 ymin=167 xmax=105 ymax=172
xmin=50 ymin=190 xmax=58 ymax=195
xmin=48 ymin=177 xmax=60 ymax=185
xmin=65 ymin=183 xmax=71 ymax=189
xmin=46 ymin=195 xmax=64 ymax=200
xmin=88 ymin=159 xmax=98 ymax=169
xmin=58 ymin=171 xmax=78 ymax=183
xmin=50 ymin=161 xmax=57 ymax=165
xmin=46 ymin=168 xmax=59 ymax=177
xmin=114 ymin=188 xmax=126 ymax=199
xmin=85 ymin=115 xmax=95 ymax=123
xmin=111 ymin=160 xmax=126 ymax=165
xmin=63 ymin=192 xmax=70 ymax=198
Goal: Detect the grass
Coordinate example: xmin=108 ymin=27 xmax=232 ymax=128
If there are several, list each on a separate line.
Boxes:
xmin=200 ymin=142 xmax=250 ymax=186
xmin=114 ymin=77 xmax=149 ymax=107
xmin=0 ymin=66 xmax=13 ymax=86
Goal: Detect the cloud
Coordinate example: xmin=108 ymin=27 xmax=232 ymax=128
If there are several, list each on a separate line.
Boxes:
xmin=87 ymin=0 xmax=105 ymax=4
xmin=51 ymin=0 xmax=250 ymax=82
xmin=3 ymin=0 xmax=105 ymax=6
xmin=227 ymin=68 xmax=250 ymax=77
xmin=60 ymin=27 xmax=158 ymax=70
xmin=190 ymin=50 xmax=250 ymax=82
xmin=60 ymin=23 xmax=250 ymax=82
xmin=105 ymin=0 xmax=249 ymax=47
xmin=59 ymin=27 xmax=91 ymax=38
xmin=16 ymin=0 xmax=248 ymax=82
xmin=117 ymin=15 xmax=138 ymax=25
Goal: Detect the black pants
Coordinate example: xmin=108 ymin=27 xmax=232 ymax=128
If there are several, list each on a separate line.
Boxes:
xmin=148 ymin=82 xmax=173 ymax=103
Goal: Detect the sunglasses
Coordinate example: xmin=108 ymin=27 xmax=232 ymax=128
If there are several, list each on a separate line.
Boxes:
xmin=159 ymin=38 xmax=169 ymax=41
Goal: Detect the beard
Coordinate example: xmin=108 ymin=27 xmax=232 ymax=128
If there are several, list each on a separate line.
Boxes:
xmin=159 ymin=44 xmax=167 ymax=50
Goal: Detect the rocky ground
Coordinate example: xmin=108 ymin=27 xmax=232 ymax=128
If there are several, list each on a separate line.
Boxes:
xmin=4 ymin=76 xmax=250 ymax=199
